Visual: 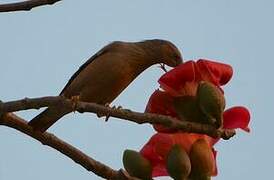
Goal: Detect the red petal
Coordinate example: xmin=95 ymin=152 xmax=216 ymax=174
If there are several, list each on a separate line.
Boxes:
xmin=145 ymin=90 xmax=179 ymax=132
xmin=140 ymin=140 xmax=160 ymax=164
xmin=140 ymin=134 xmax=174 ymax=163
xmin=171 ymin=133 xmax=204 ymax=153
xmin=197 ymin=59 xmax=233 ymax=86
xmin=145 ymin=90 xmax=177 ymax=117
xmin=158 ymin=61 xmax=200 ymax=96
xmin=140 ymin=133 xmax=174 ymax=177
xmin=223 ymin=106 xmax=251 ymax=132
xmin=207 ymin=106 xmax=251 ymax=146
xmin=152 ymin=164 xmax=168 ymax=177
xmin=153 ymin=124 xmax=176 ymax=133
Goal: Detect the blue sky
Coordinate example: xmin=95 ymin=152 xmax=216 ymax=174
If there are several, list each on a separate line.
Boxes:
xmin=0 ymin=0 xmax=272 ymax=179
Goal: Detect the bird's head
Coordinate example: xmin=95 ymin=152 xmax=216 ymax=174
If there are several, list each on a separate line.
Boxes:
xmin=138 ymin=39 xmax=183 ymax=70
xmin=158 ymin=40 xmax=183 ymax=67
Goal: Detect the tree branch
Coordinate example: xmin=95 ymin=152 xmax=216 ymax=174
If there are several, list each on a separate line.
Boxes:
xmin=0 ymin=96 xmax=235 ymax=179
xmin=0 ymin=113 xmax=140 ymax=180
xmin=0 ymin=0 xmax=61 ymax=12
xmin=0 ymin=96 xmax=236 ymax=140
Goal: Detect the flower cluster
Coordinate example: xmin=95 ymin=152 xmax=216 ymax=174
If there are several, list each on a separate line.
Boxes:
xmin=140 ymin=59 xmax=251 ymax=178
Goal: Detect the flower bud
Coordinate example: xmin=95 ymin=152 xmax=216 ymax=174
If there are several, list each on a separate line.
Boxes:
xmin=197 ymin=81 xmax=225 ymax=128
xmin=166 ymin=144 xmax=191 ymax=180
xmin=123 ymin=149 xmax=152 ymax=180
xmin=189 ymin=139 xmax=214 ymax=178
xmin=173 ymin=96 xmax=207 ymax=124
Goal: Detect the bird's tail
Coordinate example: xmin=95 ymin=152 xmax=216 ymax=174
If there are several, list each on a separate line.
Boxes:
xmin=28 ymin=107 xmax=69 ymax=132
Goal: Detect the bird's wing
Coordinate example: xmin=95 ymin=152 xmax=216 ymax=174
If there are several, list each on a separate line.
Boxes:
xmin=59 ymin=43 xmax=114 ymax=95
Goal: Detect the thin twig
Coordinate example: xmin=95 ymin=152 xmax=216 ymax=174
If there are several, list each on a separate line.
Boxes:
xmin=0 ymin=96 xmax=236 ymax=139
xmin=0 ymin=0 xmax=61 ymax=12
xmin=0 ymin=113 xmax=140 ymax=180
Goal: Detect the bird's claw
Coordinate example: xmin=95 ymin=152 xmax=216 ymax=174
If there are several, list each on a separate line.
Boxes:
xmin=104 ymin=104 xmax=123 ymax=122
xmin=105 ymin=112 xmax=111 ymax=122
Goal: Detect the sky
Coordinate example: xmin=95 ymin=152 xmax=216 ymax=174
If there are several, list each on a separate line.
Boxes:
xmin=0 ymin=0 xmax=272 ymax=179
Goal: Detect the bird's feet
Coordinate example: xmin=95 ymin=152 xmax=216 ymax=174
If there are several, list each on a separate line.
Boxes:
xmin=101 ymin=103 xmax=123 ymax=122
xmin=70 ymin=95 xmax=80 ymax=112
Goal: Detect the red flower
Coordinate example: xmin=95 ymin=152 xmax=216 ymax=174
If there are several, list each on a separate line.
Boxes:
xmin=140 ymin=59 xmax=250 ymax=177
xmin=158 ymin=59 xmax=233 ymax=97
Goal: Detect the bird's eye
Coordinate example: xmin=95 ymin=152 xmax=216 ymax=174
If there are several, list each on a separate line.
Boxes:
xmin=173 ymin=54 xmax=181 ymax=59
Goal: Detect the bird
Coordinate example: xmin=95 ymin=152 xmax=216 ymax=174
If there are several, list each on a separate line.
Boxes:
xmin=28 ymin=39 xmax=183 ymax=132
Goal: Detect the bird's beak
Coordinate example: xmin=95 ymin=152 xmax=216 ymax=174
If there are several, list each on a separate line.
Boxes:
xmin=159 ymin=63 xmax=168 ymax=72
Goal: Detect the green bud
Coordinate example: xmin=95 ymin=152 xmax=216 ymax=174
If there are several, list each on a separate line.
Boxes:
xmin=189 ymin=139 xmax=214 ymax=179
xmin=197 ymin=81 xmax=225 ymax=128
xmin=173 ymin=96 xmax=207 ymax=124
xmin=122 ymin=149 xmax=152 ymax=180
xmin=166 ymin=144 xmax=191 ymax=180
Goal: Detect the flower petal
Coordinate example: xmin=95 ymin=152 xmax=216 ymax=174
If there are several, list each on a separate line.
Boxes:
xmin=171 ymin=133 xmax=205 ymax=153
xmin=152 ymin=164 xmax=168 ymax=177
xmin=207 ymin=106 xmax=250 ymax=146
xmin=140 ymin=133 xmax=174 ymax=177
xmin=197 ymin=59 xmax=233 ymax=86
xmin=158 ymin=61 xmax=200 ymax=96
xmin=145 ymin=90 xmax=177 ymax=117
xmin=223 ymin=106 xmax=251 ymax=132
xmin=140 ymin=134 xmax=174 ymax=163
xmin=145 ymin=90 xmax=178 ymax=132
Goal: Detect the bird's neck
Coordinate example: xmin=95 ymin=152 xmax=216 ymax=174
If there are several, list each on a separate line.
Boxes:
xmin=116 ymin=41 xmax=165 ymax=79
xmin=135 ymin=41 xmax=163 ymax=64
xmin=120 ymin=42 xmax=157 ymax=66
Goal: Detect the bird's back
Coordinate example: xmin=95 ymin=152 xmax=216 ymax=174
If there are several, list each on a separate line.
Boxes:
xmin=61 ymin=41 xmax=150 ymax=104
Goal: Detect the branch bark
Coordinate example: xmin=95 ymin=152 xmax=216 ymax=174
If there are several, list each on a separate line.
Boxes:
xmin=0 ymin=0 xmax=61 ymax=12
xmin=0 ymin=96 xmax=236 ymax=140
xmin=0 ymin=113 xmax=140 ymax=180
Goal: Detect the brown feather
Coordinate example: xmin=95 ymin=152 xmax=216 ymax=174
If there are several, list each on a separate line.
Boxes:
xmin=28 ymin=40 xmax=183 ymax=132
